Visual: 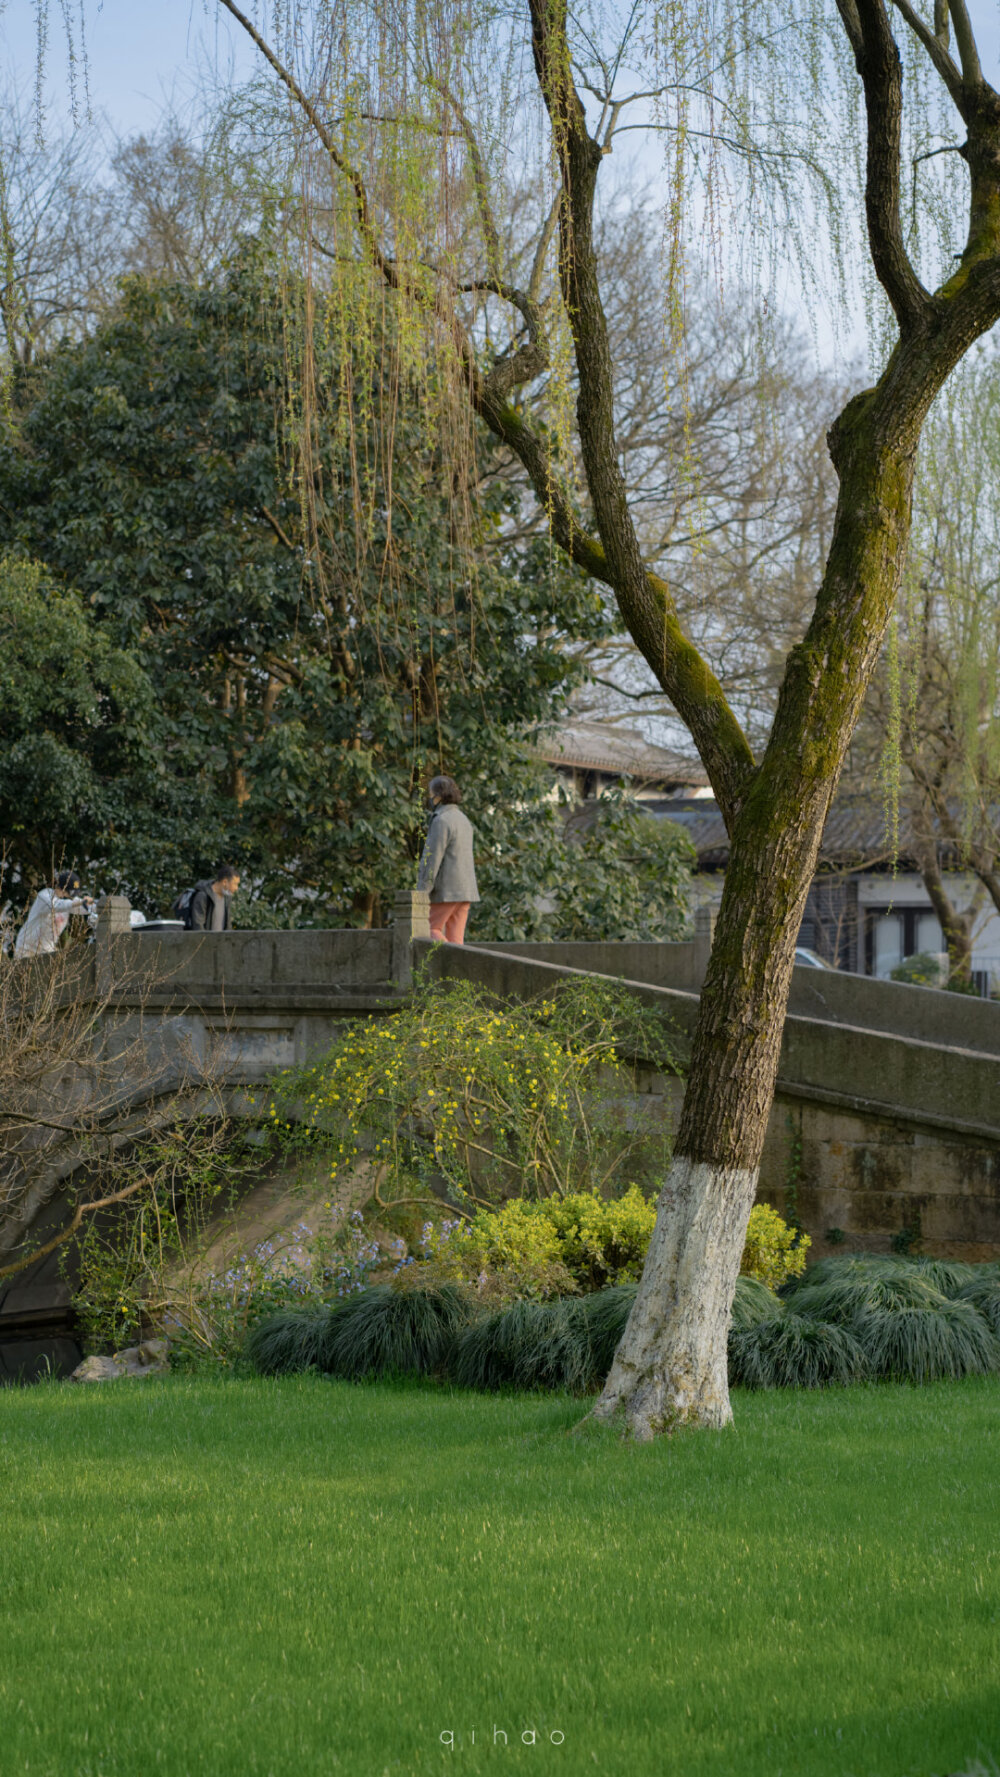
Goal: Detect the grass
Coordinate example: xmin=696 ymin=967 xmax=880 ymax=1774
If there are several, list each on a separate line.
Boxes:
xmin=0 ymin=1379 xmax=998 ymax=1777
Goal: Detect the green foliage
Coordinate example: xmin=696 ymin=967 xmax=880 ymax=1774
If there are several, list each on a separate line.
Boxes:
xmin=729 ymin=1275 xmax=783 ymax=1332
xmin=0 ymin=260 xmax=614 ymax=922
xmin=0 ymin=555 xmax=154 ymax=901
xmin=272 ymin=974 xmax=678 ymax=1210
xmin=67 ymin=1119 xmax=260 ymax=1356
xmin=421 ymin=1186 xmax=656 ymax=1301
xmin=888 ymin=954 xmax=981 ymax=997
xmin=740 ymin=1203 xmax=811 ymax=1289
xmin=728 ymin=1314 xmax=869 ymax=1390
xmin=246 ymin=1284 xmax=471 ymax=1381
xmin=476 ymin=792 xmax=695 ymax=944
xmin=889 ymin=952 xmax=946 ymax=988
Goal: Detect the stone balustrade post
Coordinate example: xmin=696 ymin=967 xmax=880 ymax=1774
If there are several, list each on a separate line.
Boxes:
xmin=391 ymin=889 xmax=430 ymax=990
xmin=94 ymin=894 xmax=132 ymax=995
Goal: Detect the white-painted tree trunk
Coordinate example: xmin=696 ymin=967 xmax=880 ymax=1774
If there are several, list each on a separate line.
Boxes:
xmin=590 ymin=1157 xmax=758 ymax=1438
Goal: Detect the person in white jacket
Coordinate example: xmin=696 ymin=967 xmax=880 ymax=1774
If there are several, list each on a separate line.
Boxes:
xmin=13 ymin=870 xmax=94 ymax=958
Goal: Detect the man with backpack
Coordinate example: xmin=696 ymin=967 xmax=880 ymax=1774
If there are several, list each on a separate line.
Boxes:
xmin=174 ymin=864 xmax=241 ymax=932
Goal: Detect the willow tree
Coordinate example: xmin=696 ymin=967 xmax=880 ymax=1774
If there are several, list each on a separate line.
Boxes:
xmin=873 ymin=353 xmax=1000 ymax=960
xmin=217 ymin=0 xmax=1000 ymax=1432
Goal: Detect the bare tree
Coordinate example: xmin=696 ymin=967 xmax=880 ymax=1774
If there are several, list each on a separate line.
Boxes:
xmin=0 ymin=86 xmax=115 ymax=362
xmin=0 ymin=911 xmax=227 ymax=1292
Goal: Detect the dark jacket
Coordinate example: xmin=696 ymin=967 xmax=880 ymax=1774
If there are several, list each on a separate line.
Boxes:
xmin=187 ymin=881 xmax=231 ymax=932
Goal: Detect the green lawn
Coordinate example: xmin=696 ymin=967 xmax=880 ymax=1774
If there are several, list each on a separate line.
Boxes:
xmin=1 ymin=1376 xmax=998 ymax=1777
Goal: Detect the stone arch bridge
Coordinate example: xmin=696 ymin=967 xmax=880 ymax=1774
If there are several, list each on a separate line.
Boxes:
xmin=2 ymin=893 xmax=998 ymax=1380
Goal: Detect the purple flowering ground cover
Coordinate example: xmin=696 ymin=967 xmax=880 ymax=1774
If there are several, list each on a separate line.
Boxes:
xmin=0 ymin=1374 xmax=998 ymax=1777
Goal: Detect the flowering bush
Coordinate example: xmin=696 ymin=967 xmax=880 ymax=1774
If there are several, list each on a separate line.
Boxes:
xmin=269 ymin=975 xmax=679 ymax=1213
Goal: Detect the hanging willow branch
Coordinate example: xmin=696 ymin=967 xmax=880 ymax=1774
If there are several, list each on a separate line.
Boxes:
xmin=217 ymin=0 xmax=757 ymax=826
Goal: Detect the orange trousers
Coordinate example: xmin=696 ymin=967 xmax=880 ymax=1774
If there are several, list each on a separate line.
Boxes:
xmin=429 ymin=901 xmax=471 ymax=944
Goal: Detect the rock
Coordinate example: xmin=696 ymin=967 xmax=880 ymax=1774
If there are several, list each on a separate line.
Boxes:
xmin=69 ymin=1339 xmax=170 ymax=1383
xmin=70 ymin=1355 xmax=120 ymax=1383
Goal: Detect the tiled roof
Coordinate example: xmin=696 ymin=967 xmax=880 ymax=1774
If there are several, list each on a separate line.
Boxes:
xmin=648 ymin=794 xmax=993 ymax=870
xmin=536 ymin=720 xmax=710 ymax=786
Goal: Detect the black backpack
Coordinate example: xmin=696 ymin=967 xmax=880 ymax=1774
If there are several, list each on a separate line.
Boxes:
xmin=172 ymin=887 xmax=197 ymax=928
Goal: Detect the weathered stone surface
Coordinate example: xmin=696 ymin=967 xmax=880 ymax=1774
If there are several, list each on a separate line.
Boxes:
xmin=70 ymin=1340 xmax=169 ymax=1383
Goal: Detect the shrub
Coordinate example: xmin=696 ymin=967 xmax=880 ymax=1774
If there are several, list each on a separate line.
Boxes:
xmin=413 ymin=1192 xmax=804 ymax=1305
xmin=450 ymin=1298 xmax=599 ymax=1393
xmin=729 ymin=1274 xmax=783 ymax=1331
xmin=268 ymin=975 xmax=679 ymax=1213
xmin=855 ymin=1300 xmax=1000 ymax=1383
xmin=541 ymin=1188 xmax=658 ymax=1289
xmin=728 ymin=1312 xmax=869 ymax=1389
xmin=415 ymin=1202 xmax=577 ymax=1303
xmin=740 ymin=1204 xmax=810 ymax=1289
xmin=417 ymin=1186 xmax=657 ymax=1302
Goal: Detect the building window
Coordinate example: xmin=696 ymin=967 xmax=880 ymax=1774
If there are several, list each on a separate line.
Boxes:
xmin=864 ymin=906 xmax=943 ymax=977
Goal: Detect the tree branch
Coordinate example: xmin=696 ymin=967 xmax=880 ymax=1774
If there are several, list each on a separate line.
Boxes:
xmin=849 ymin=0 xmax=932 ymax=330
xmin=947 ymin=0 xmax=982 ymax=85
xmin=0 ymin=1174 xmax=151 ymax=1281
xmin=524 ymin=0 xmax=755 ymax=821
xmin=889 ymin=0 xmax=962 ymax=97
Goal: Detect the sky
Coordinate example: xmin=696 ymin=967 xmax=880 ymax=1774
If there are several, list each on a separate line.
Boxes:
xmin=0 ymin=1 xmax=261 ymax=139
xmin=3 ymin=1 xmax=1000 ymax=153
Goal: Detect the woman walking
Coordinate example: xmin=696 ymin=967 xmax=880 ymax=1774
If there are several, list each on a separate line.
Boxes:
xmin=417 ymin=775 xmax=479 ymax=944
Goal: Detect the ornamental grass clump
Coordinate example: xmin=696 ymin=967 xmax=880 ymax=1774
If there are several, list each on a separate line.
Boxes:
xmin=855 ymin=1299 xmax=999 ymax=1384
xmin=954 ymin=1275 xmax=1000 ymax=1338
xmin=321 ymin=1283 xmax=472 ymax=1380
xmin=450 ymin=1298 xmax=598 ymax=1393
xmin=246 ymin=1284 xmax=472 ymax=1382
xmin=244 ymin=1309 xmax=334 ymax=1377
xmin=728 ymin=1313 xmax=869 ymax=1390
xmin=450 ymin=1276 xmax=783 ymax=1394
xmin=729 ymin=1274 xmax=783 ymax=1332
xmin=782 ymin=1254 xmax=1000 ymax=1384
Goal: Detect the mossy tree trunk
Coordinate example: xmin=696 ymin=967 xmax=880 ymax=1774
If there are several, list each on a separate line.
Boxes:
xmin=223 ymin=0 xmax=1000 ymax=1431
xmin=527 ymin=0 xmax=1000 ymax=1432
